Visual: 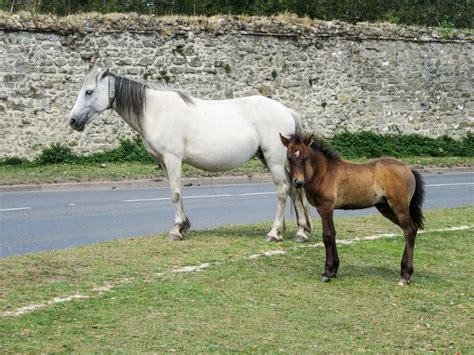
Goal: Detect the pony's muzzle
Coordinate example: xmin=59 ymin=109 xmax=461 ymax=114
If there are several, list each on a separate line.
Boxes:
xmin=69 ymin=116 xmax=85 ymax=131
xmin=293 ymin=178 xmax=305 ymax=188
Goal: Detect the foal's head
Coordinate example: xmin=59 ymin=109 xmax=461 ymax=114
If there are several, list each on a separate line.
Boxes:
xmin=279 ymin=132 xmax=313 ymax=188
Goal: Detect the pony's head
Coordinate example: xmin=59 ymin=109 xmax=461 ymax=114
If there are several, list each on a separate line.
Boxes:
xmin=280 ymin=132 xmax=313 ymax=188
xmin=69 ymin=68 xmax=112 ymax=131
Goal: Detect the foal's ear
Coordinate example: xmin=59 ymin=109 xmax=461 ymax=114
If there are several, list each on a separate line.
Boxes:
xmin=279 ymin=133 xmax=290 ymax=147
xmin=99 ymin=68 xmax=110 ymax=80
xmin=304 ymin=134 xmax=314 ymax=147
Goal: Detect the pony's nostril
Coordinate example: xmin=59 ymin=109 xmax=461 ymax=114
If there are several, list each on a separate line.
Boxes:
xmin=69 ymin=118 xmax=76 ymax=125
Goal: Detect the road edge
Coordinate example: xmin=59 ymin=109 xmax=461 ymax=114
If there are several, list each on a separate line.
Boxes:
xmin=1 ymin=167 xmax=473 ymax=193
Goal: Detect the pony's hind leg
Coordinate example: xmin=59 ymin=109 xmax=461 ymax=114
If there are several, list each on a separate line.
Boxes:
xmin=266 ymin=162 xmax=290 ymax=242
xmin=289 ymin=182 xmax=312 ymax=243
xmin=163 ymin=154 xmax=190 ymax=241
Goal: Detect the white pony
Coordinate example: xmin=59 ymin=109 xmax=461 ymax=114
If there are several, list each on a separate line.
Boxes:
xmin=69 ymin=68 xmax=311 ymax=242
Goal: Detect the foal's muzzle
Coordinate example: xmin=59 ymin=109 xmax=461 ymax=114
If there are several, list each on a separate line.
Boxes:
xmin=293 ymin=179 xmax=305 ymax=189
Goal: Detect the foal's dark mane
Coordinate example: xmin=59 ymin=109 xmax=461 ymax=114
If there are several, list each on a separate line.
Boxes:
xmin=109 ymin=73 xmax=194 ymax=120
xmin=291 ymin=132 xmax=341 ymax=161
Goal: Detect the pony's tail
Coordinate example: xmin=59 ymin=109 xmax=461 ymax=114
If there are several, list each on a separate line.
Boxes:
xmin=410 ymin=169 xmax=425 ymax=230
xmin=288 ymin=109 xmax=302 ymax=134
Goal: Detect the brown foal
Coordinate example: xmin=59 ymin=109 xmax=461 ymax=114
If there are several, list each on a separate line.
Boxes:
xmin=280 ymin=132 xmax=425 ymax=285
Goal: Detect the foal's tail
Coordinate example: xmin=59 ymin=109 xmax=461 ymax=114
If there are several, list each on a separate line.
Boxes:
xmin=410 ymin=169 xmax=425 ymax=230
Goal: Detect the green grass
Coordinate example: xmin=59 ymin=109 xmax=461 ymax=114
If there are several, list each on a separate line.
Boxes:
xmin=0 ymin=156 xmax=472 ymax=185
xmin=0 ymin=158 xmax=268 ymax=185
xmin=0 ymin=206 xmax=472 ymax=352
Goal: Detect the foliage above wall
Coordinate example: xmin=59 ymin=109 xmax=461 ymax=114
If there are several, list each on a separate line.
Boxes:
xmin=0 ymin=10 xmax=471 ymax=42
xmin=2 ymin=0 xmax=473 ymax=29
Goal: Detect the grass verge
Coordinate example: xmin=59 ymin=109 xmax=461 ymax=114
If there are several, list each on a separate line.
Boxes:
xmin=0 ymin=206 xmax=472 ymax=352
xmin=0 ymin=156 xmax=472 ymax=185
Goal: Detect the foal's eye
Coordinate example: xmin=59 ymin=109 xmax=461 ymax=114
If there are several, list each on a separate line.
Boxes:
xmin=85 ymin=90 xmax=94 ymax=96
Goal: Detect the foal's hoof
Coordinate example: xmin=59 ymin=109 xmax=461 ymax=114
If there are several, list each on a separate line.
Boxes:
xmin=398 ymin=279 xmax=410 ymax=286
xmin=320 ymin=276 xmax=331 ymax=283
xmin=167 ymin=233 xmax=183 ymax=241
xmin=293 ymin=235 xmax=308 ymax=243
xmin=266 ymin=235 xmax=283 ymax=243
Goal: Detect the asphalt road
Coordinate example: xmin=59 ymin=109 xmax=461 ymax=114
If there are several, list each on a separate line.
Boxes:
xmin=1 ymin=172 xmax=473 ymax=258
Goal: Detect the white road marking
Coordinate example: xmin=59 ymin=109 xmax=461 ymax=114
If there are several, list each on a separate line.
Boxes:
xmin=122 ymin=182 xmax=472 ymax=203
xmin=241 ymin=192 xmax=276 ymax=197
xmin=2 ymin=224 xmax=472 ymax=317
xmin=0 ymin=207 xmax=32 ymax=212
xmin=426 ymin=182 xmax=474 ymax=187
xmin=123 ymin=191 xmax=275 ymax=203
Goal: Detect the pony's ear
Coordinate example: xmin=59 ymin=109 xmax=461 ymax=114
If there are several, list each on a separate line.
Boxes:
xmin=303 ymin=134 xmax=314 ymax=147
xmin=99 ymin=68 xmax=109 ymax=80
xmin=279 ymin=133 xmax=290 ymax=147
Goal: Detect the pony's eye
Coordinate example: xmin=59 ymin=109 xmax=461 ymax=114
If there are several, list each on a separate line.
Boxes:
xmin=85 ymin=90 xmax=94 ymax=96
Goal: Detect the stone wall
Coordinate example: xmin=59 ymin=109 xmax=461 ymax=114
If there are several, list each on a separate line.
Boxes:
xmin=0 ymin=12 xmax=472 ymax=158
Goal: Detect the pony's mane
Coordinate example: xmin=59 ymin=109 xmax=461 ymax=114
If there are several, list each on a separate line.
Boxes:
xmin=110 ymin=74 xmax=194 ymax=119
xmin=290 ymin=132 xmax=341 ymax=161
xmin=111 ymin=74 xmax=147 ymax=120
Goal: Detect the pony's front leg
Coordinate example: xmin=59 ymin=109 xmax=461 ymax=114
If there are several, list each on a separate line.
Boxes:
xmin=163 ymin=154 xmax=191 ymax=241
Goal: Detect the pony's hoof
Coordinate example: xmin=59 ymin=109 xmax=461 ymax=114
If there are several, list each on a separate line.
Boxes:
xmin=179 ymin=218 xmax=191 ymax=235
xmin=398 ymin=279 xmax=410 ymax=286
xmin=293 ymin=234 xmax=308 ymax=243
xmin=266 ymin=235 xmax=282 ymax=242
xmin=167 ymin=233 xmax=183 ymax=241
xmin=320 ymin=276 xmax=331 ymax=283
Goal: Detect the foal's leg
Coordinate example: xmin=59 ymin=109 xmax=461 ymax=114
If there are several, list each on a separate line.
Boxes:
xmin=375 ymin=203 xmax=400 ymax=226
xmin=266 ymin=162 xmax=290 ymax=242
xmin=388 ymin=201 xmax=418 ymax=285
xmin=163 ymin=154 xmax=190 ymax=241
xmin=317 ymin=204 xmax=337 ymax=282
xmin=399 ymin=216 xmax=418 ymax=286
